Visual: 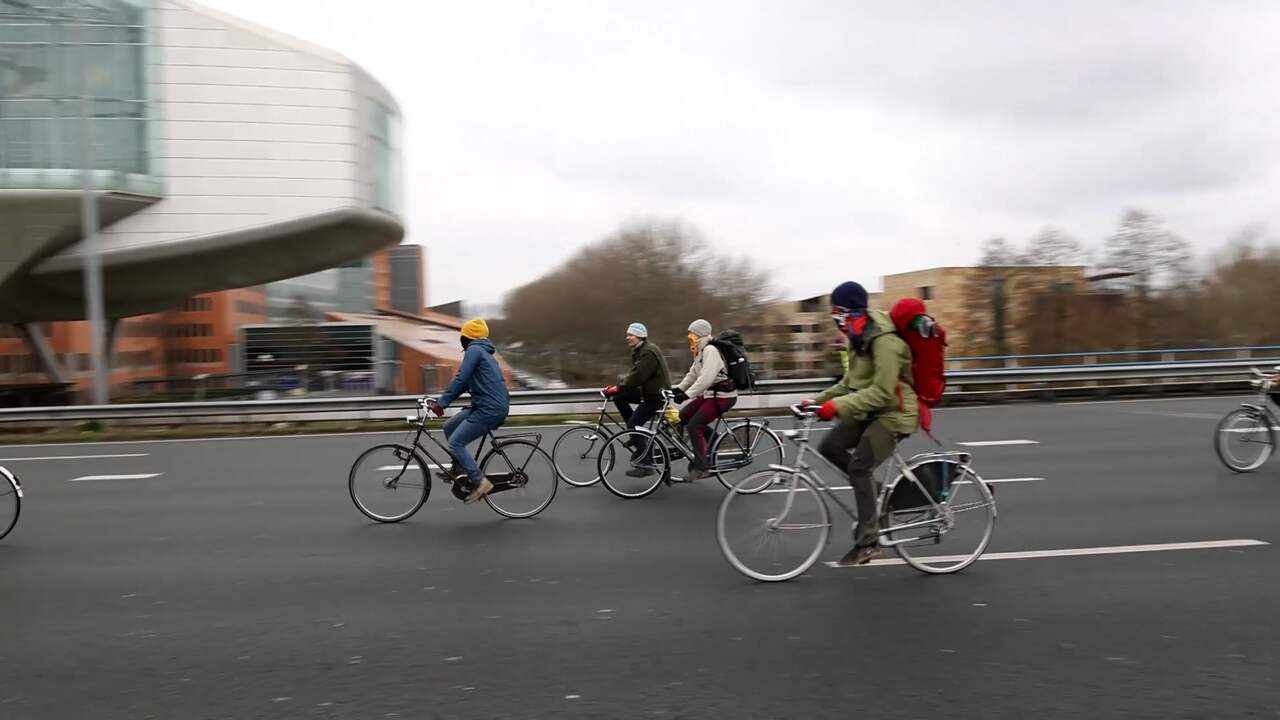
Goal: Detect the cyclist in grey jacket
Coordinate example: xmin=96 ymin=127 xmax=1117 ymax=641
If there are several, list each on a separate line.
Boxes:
xmin=673 ymin=319 xmax=737 ymax=481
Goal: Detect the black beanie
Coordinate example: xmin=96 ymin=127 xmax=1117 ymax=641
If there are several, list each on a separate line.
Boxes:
xmin=831 ymin=281 xmax=869 ymax=310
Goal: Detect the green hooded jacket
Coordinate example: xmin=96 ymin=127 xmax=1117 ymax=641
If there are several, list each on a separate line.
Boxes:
xmin=814 ymin=309 xmax=919 ymax=435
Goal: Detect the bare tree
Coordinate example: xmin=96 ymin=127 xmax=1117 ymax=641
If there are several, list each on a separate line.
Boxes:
xmin=1103 ymin=209 xmax=1195 ymax=347
xmin=1024 ymin=226 xmax=1084 ymax=266
xmin=501 ymin=219 xmax=773 ymax=383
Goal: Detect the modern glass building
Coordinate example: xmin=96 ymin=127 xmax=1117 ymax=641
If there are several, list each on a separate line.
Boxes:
xmin=0 ymin=0 xmax=404 ymax=324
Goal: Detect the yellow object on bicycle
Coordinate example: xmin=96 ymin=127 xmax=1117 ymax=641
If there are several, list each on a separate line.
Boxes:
xmin=665 ymin=405 xmax=681 ymax=426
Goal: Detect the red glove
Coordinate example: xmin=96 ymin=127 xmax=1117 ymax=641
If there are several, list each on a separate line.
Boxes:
xmin=429 ymin=402 xmax=445 ymax=417
xmin=603 ymin=386 xmax=619 ymax=397
xmin=799 ymin=399 xmax=815 ymax=407
xmin=818 ymin=400 xmax=839 ymax=421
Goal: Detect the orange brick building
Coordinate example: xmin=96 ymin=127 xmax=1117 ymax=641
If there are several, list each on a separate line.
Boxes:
xmin=0 ymin=246 xmax=442 ymax=399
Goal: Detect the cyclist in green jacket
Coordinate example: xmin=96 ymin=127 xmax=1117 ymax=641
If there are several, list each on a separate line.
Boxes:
xmin=809 ymin=281 xmax=919 ymax=567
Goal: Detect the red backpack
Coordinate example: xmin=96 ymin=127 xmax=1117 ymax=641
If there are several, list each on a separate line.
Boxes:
xmin=889 ymin=298 xmax=948 ymax=432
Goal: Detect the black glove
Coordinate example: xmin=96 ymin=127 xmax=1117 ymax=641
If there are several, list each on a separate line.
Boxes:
xmin=672 ymin=388 xmax=689 ymax=404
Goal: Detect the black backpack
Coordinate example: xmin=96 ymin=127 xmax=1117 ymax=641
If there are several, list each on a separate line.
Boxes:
xmin=709 ymin=330 xmax=755 ymax=392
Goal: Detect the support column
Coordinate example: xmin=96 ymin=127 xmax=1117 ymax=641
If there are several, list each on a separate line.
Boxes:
xmin=104 ymin=318 xmax=121 ymax=374
xmin=17 ymin=323 xmax=69 ymax=385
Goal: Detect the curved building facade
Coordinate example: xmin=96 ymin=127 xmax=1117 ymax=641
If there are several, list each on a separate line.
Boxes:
xmin=0 ymin=0 xmax=404 ymax=322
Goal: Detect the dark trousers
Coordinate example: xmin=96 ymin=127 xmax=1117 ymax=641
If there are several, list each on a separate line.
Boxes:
xmin=680 ymin=396 xmax=736 ymax=470
xmin=613 ymin=389 xmax=661 ymax=430
xmin=817 ymin=418 xmax=898 ymax=548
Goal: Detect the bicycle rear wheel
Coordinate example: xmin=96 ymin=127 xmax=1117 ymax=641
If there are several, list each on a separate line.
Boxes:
xmin=882 ymin=459 xmax=995 ymax=574
xmin=552 ymin=425 xmax=607 ymax=487
xmin=597 ymin=429 xmax=669 ymax=499
xmin=482 ymin=440 xmax=558 ymax=518
xmin=711 ymin=420 xmax=784 ymax=493
xmin=717 ymin=471 xmax=830 ymax=582
xmin=0 ymin=468 xmax=20 ymax=541
xmin=349 ymin=444 xmax=430 ymax=523
xmin=1215 ymin=408 xmax=1275 ymax=473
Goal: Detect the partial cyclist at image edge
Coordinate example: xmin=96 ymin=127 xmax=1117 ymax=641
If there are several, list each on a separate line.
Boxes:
xmin=811 ymin=281 xmax=918 ymax=567
xmin=673 ymin=318 xmax=737 ymax=482
xmin=429 ymin=318 xmax=511 ymax=503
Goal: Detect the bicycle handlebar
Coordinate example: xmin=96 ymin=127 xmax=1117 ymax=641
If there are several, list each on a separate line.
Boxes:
xmin=790 ymin=403 xmax=820 ymax=420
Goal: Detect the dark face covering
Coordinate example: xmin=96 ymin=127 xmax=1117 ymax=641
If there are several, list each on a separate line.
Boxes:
xmin=460 ymin=336 xmax=473 ymax=350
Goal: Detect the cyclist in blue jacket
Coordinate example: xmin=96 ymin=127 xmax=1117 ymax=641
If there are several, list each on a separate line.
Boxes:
xmin=429 ymin=319 xmax=510 ymax=503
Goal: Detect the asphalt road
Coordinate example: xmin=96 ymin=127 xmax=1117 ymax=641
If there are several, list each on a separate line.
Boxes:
xmin=1 ymin=396 xmax=1278 ymax=719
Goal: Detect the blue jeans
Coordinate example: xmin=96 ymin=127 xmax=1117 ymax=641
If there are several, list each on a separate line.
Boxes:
xmin=443 ymin=408 xmax=503 ymax=483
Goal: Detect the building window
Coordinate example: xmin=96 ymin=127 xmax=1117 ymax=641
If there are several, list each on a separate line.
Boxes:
xmin=368 ymin=99 xmax=402 ymax=214
xmin=919 ymin=286 xmax=934 ymax=300
xmin=0 ymin=2 xmax=149 ymax=176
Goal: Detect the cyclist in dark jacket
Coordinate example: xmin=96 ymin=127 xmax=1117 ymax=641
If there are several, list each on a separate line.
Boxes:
xmin=604 ymin=322 xmax=671 ymax=430
xmin=429 ymin=319 xmax=510 ymax=503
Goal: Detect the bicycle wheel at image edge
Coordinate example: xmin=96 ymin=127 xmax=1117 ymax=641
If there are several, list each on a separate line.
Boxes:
xmin=0 ymin=469 xmax=20 ymax=541
xmin=1214 ymin=408 xmax=1275 ymax=473
xmin=711 ymin=421 xmax=785 ymax=493
xmin=481 ymin=440 xmax=558 ymax=518
xmin=717 ymin=470 xmax=830 ymax=582
xmin=349 ymin=444 xmax=430 ymax=522
xmin=597 ymin=429 xmax=669 ymax=499
xmin=551 ymin=425 xmax=608 ymax=487
xmin=882 ymin=460 xmax=996 ymax=574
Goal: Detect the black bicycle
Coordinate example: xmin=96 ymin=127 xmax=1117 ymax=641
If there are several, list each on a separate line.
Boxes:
xmin=594 ymin=390 xmax=784 ymax=499
xmin=349 ymin=397 xmax=557 ymax=521
xmin=552 ymin=390 xmax=671 ymax=487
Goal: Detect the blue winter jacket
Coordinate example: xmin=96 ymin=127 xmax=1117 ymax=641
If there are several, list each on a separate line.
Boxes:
xmin=439 ymin=338 xmax=510 ymax=425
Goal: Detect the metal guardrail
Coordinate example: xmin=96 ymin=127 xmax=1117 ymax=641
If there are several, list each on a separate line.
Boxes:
xmin=0 ymin=356 xmax=1276 ymax=427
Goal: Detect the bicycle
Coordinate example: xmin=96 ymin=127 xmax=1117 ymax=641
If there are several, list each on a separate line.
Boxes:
xmin=594 ymin=390 xmax=784 ymax=499
xmin=348 ymin=397 xmax=557 ymax=522
xmin=717 ymin=403 xmax=997 ymax=581
xmin=0 ymin=466 xmax=21 ymax=541
xmin=1214 ymin=367 xmax=1280 ymax=473
xmin=551 ymin=390 xmax=635 ymax=487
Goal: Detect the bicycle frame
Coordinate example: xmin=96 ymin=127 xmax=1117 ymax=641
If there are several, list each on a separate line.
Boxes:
xmin=391 ymin=400 xmax=544 ymax=485
xmin=631 ymin=392 xmax=771 ymax=467
xmin=1241 ymin=368 xmax=1280 ymax=424
xmin=764 ymin=411 xmax=980 ymax=546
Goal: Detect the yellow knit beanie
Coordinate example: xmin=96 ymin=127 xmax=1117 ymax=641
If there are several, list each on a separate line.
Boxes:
xmin=461 ymin=318 xmax=490 ymax=340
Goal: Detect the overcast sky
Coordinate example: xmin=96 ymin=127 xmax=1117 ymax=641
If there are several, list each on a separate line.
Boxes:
xmin=203 ymin=0 xmax=1280 ymax=305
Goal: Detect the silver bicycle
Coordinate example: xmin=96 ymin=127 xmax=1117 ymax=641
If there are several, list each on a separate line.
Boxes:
xmin=0 ymin=465 xmax=21 ymax=541
xmin=1214 ymin=367 xmax=1280 ymax=473
xmin=717 ymin=403 xmax=997 ymax=581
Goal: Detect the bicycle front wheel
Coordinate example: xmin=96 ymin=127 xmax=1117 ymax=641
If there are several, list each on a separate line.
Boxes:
xmin=482 ymin=440 xmax=558 ymax=518
xmin=717 ymin=471 xmax=830 ymax=582
xmin=0 ymin=469 xmax=20 ymax=541
xmin=597 ymin=429 xmax=669 ymax=499
xmin=711 ymin=420 xmax=785 ymax=493
xmin=349 ymin=444 xmax=430 ymax=523
xmin=1215 ymin=408 xmax=1275 ymax=473
xmin=883 ymin=460 xmax=995 ymax=574
xmin=552 ymin=425 xmax=608 ymax=487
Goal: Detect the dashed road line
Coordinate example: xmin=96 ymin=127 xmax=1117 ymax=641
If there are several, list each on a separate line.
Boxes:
xmin=68 ymin=473 xmax=163 ymax=483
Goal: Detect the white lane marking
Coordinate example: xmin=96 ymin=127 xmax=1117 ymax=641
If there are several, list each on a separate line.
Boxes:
xmin=1129 ymin=411 xmax=1229 ymax=420
xmin=68 ymin=473 xmax=163 ymax=483
xmin=825 ymin=538 xmax=1268 ymax=568
xmin=956 ymin=440 xmax=1039 ymax=447
xmin=1061 ymin=395 xmax=1250 ymax=407
xmin=0 ymin=453 xmax=148 ymax=461
xmin=760 ymin=477 xmax=1044 ymax=493
xmin=1218 ymin=427 xmax=1280 ymax=433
